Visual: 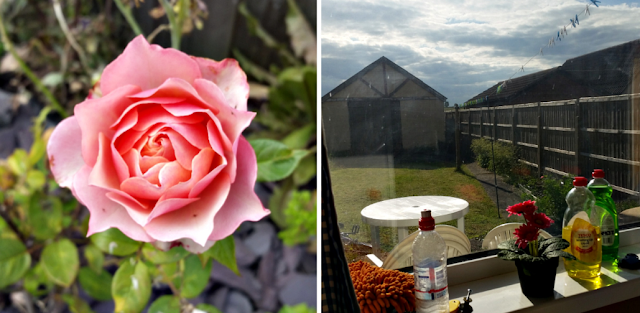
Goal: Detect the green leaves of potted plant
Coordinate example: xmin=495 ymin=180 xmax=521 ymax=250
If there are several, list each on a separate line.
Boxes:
xmin=497 ymin=200 xmax=576 ymax=297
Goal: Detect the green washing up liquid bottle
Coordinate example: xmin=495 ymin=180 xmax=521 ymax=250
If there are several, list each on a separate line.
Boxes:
xmin=587 ymin=169 xmax=619 ymax=261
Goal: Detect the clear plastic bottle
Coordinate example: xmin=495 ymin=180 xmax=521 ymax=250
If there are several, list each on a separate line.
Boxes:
xmin=587 ymin=169 xmax=619 ymax=261
xmin=412 ymin=210 xmax=449 ymax=313
xmin=562 ymin=177 xmax=602 ymax=278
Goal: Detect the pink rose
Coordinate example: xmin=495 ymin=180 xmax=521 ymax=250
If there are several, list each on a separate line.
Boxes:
xmin=47 ymin=35 xmax=269 ymax=253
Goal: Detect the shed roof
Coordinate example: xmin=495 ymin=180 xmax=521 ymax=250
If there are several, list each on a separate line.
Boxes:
xmin=465 ymin=38 xmax=640 ymax=106
xmin=322 ymin=56 xmax=447 ymax=102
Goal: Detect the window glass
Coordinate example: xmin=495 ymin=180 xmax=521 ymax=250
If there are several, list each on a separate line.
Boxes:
xmin=321 ymin=0 xmax=640 ymax=266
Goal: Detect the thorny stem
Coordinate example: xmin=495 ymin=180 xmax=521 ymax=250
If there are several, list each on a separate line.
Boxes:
xmin=113 ymin=0 xmax=143 ymax=36
xmin=0 ymin=11 xmax=67 ymax=117
xmin=52 ymin=0 xmax=90 ymax=74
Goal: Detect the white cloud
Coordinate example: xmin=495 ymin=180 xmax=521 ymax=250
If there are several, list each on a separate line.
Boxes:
xmin=321 ymin=0 xmax=640 ymax=105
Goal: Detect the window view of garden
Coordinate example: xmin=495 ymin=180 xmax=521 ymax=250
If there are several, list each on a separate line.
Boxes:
xmin=0 ymin=1 xmax=317 ymax=313
xmin=321 ymin=0 xmax=640 ymax=267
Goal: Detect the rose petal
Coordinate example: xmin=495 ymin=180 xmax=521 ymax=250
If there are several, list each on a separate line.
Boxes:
xmin=134 ymin=105 xmax=205 ymax=132
xmin=74 ymin=165 xmax=153 ymax=241
xmin=144 ymin=173 xmax=232 ymax=246
xmin=121 ymin=177 xmax=163 ymax=200
xmin=164 ymin=130 xmax=200 ymax=170
xmin=140 ymin=156 xmax=169 ymax=173
xmin=158 ymin=161 xmax=191 ymax=188
xmin=208 ymin=137 xmax=269 ymax=241
xmin=143 ymin=162 xmax=164 ymax=185
xmin=106 ymin=191 xmax=151 ymax=226
xmin=100 ymin=35 xmax=201 ymax=95
xmin=146 ymin=197 xmax=200 ymax=223
xmin=113 ymin=97 xmax=186 ymax=128
xmin=167 ymin=123 xmax=210 ymax=149
xmin=206 ymin=119 xmax=235 ymax=182
xmin=122 ymin=149 xmax=143 ymax=178
xmin=75 ymin=85 xmax=141 ymax=166
xmin=195 ymin=79 xmax=255 ymax=148
xmin=176 ymin=238 xmax=216 ymax=254
xmin=193 ymin=57 xmax=249 ymax=111
xmin=89 ymin=133 xmax=121 ymax=190
xmin=47 ymin=116 xmax=85 ymax=188
xmin=129 ymin=78 xmax=218 ymax=115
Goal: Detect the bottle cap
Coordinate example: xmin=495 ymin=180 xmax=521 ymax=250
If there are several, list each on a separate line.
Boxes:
xmin=419 ymin=210 xmax=435 ymax=231
xmin=573 ymin=177 xmax=588 ymax=187
xmin=592 ymin=169 xmax=605 ymax=178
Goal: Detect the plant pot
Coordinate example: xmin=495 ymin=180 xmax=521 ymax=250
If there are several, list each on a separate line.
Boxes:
xmin=514 ymin=257 xmax=559 ymax=297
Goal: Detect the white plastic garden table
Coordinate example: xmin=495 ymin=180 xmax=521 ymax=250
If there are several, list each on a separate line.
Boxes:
xmin=361 ymin=196 xmax=470 ymax=255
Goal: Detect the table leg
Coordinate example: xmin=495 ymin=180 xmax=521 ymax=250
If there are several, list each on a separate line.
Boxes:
xmin=457 ymin=217 xmax=465 ymax=232
xmin=398 ymin=227 xmax=408 ymax=243
xmin=370 ymin=225 xmax=381 ymax=256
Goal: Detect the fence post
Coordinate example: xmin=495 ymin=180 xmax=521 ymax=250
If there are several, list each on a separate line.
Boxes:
xmin=480 ymin=107 xmax=484 ymax=138
xmin=511 ymin=105 xmax=517 ymax=146
xmin=493 ymin=105 xmax=498 ymax=140
xmin=575 ymin=98 xmax=582 ymax=176
xmin=537 ymin=102 xmax=543 ymax=177
xmin=455 ymin=104 xmax=461 ymax=171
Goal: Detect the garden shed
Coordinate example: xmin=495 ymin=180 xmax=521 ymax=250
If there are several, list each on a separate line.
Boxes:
xmin=322 ymin=56 xmax=447 ymax=157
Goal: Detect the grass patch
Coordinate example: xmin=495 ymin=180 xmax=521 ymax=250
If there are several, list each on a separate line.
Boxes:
xmin=330 ymin=163 xmax=521 ymax=254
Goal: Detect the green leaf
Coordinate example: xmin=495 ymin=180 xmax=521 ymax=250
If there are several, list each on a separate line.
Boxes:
xmin=0 ymin=237 xmax=31 ymax=289
xmin=91 ymin=228 xmax=142 ymax=256
xmin=181 ymin=255 xmax=213 ymax=298
xmin=142 ymin=243 xmax=189 ymax=264
xmin=279 ymin=304 xmax=317 ymax=313
xmin=250 ymin=139 xmax=308 ymax=182
xmin=196 ymin=303 xmax=223 ymax=313
xmin=293 ymin=153 xmax=316 ymax=187
xmin=62 ymin=294 xmax=95 ymax=313
xmin=203 ymin=235 xmax=239 ymax=275
xmin=538 ymin=237 xmax=566 ymax=254
xmin=540 ymin=241 xmax=570 ymax=255
xmin=158 ymin=262 xmax=181 ymax=287
xmin=543 ymin=250 xmax=576 ymax=260
xmin=148 ymin=295 xmax=180 ymax=313
xmin=497 ymin=239 xmax=525 ymax=253
xmin=27 ymin=195 xmax=63 ymax=240
xmin=28 ymin=138 xmax=46 ymax=168
xmin=41 ymin=239 xmax=79 ymax=287
xmin=112 ymin=258 xmax=151 ymax=313
xmin=24 ymin=264 xmax=53 ymax=296
xmin=84 ymin=244 xmax=104 ymax=274
xmin=7 ymin=149 xmax=28 ymax=176
xmin=78 ymin=267 xmax=113 ymax=301
xmin=26 ymin=170 xmax=46 ymax=190
xmin=282 ymin=124 xmax=315 ymax=150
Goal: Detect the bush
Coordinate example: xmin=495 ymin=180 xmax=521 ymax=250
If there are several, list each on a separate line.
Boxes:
xmin=521 ymin=175 xmax=574 ymax=223
xmin=470 ymin=138 xmax=518 ymax=176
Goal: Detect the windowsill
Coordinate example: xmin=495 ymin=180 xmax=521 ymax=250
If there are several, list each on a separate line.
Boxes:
xmin=446 ymin=227 xmax=640 ymax=313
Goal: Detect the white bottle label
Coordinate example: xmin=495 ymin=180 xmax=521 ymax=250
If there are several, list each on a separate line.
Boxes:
xmin=413 ymin=265 xmax=448 ymax=301
xmin=601 ymin=215 xmax=614 ymax=246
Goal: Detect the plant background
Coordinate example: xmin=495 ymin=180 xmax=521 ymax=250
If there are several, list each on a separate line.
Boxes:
xmin=0 ymin=0 xmax=316 ymax=312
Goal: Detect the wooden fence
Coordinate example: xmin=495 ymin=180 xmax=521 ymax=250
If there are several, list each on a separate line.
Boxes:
xmin=445 ymin=93 xmax=640 ymax=197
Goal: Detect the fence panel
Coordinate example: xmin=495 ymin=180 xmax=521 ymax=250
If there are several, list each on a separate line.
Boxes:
xmin=445 ymin=94 xmax=640 ymax=197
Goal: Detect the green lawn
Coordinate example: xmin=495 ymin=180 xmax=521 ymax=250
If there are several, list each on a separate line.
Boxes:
xmin=330 ymin=162 xmax=521 ymax=253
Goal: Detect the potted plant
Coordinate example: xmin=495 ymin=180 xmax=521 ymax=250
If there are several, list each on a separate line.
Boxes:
xmin=497 ymin=200 xmax=576 ymax=297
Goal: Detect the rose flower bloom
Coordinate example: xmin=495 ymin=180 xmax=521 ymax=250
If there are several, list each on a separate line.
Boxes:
xmin=47 ymin=36 xmax=269 ymax=253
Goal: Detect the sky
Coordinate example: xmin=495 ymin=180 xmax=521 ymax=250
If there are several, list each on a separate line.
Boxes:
xmin=321 ymin=0 xmax=640 ymax=106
